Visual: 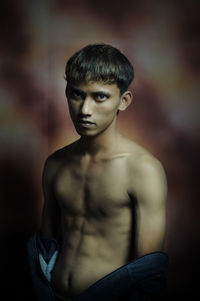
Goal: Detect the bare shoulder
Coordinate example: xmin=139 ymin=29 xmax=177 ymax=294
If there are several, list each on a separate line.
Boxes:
xmin=123 ymin=138 xmax=168 ymax=202
xmin=125 ymin=139 xmax=166 ymax=179
xmin=43 ymin=141 xmax=77 ymax=181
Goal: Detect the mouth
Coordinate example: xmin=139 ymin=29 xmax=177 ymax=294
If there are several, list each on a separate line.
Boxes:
xmin=78 ymin=119 xmax=95 ymax=124
xmin=77 ymin=119 xmax=95 ymax=128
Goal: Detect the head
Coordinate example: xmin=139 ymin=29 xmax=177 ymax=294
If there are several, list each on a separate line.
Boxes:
xmin=65 ymin=43 xmax=134 ymax=96
xmin=65 ymin=43 xmax=134 ymax=137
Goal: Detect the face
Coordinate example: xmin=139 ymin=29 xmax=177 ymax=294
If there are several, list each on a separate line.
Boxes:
xmin=66 ymin=81 xmax=125 ymax=137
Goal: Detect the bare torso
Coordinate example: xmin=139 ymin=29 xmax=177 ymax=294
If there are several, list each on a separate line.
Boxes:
xmin=41 ymin=136 xmax=166 ymax=300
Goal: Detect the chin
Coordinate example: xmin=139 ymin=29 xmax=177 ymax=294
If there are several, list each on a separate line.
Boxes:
xmin=76 ymin=129 xmax=96 ymax=136
xmin=77 ymin=128 xmax=102 ymax=138
xmin=80 ymin=132 xmax=98 ymax=138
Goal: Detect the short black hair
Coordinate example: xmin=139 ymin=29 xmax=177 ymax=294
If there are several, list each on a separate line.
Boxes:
xmin=65 ymin=43 xmax=134 ymax=95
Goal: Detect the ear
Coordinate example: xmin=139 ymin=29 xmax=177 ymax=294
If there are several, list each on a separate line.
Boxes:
xmin=65 ymin=84 xmax=70 ymax=98
xmin=118 ymin=91 xmax=133 ymax=111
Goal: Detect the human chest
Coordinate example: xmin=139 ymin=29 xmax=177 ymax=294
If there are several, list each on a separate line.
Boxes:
xmin=54 ymin=157 xmax=131 ymax=217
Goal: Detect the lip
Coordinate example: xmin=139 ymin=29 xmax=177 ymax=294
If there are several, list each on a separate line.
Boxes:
xmin=77 ymin=119 xmax=95 ymax=128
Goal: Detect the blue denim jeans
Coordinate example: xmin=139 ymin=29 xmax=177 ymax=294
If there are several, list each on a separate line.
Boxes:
xmin=27 ymin=234 xmax=168 ymax=301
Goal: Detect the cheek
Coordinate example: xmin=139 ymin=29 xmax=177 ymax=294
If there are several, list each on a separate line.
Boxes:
xmin=68 ymin=105 xmax=78 ymax=123
xmin=68 ymin=102 xmax=79 ymax=114
xmin=96 ymin=102 xmax=119 ymax=116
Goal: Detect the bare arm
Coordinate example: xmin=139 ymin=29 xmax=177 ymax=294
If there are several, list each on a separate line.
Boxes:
xmin=40 ymin=157 xmax=61 ymax=240
xmin=132 ymin=155 xmax=167 ymax=257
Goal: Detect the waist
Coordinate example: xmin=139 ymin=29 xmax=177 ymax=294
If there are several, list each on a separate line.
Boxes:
xmin=51 ymin=248 xmax=129 ymax=298
xmin=52 ymin=252 xmax=168 ymax=300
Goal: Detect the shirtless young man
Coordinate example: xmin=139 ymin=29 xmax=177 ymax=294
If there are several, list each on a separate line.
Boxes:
xmin=37 ymin=44 xmax=168 ymax=301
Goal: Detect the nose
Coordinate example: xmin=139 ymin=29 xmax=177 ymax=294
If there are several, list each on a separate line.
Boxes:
xmin=80 ymin=97 xmax=93 ymax=115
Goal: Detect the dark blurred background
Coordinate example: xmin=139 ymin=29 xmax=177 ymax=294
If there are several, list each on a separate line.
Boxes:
xmin=0 ymin=0 xmax=200 ymax=300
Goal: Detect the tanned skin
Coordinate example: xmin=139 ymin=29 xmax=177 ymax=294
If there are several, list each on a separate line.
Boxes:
xmin=40 ymin=81 xmax=167 ymax=300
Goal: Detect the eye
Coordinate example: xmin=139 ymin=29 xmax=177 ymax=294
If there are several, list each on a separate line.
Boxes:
xmin=72 ymin=91 xmax=82 ymax=99
xmin=95 ymin=93 xmax=108 ymax=102
xmin=70 ymin=89 xmax=84 ymax=100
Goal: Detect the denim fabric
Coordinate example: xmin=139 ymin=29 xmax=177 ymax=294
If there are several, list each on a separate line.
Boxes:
xmin=27 ymin=234 xmax=56 ymax=301
xmin=27 ymin=233 xmax=168 ymax=301
xmin=74 ymin=252 xmax=168 ymax=301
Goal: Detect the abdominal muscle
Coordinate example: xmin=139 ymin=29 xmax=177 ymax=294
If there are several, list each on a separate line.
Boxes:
xmin=51 ymin=216 xmax=131 ymax=299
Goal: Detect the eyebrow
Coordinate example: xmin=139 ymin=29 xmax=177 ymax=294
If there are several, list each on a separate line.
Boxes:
xmin=70 ymin=87 xmax=86 ymax=97
xmin=92 ymin=91 xmax=111 ymax=97
xmin=70 ymin=87 xmax=111 ymax=98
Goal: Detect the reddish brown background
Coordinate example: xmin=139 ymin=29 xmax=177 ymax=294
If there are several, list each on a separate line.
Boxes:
xmin=0 ymin=0 xmax=200 ymax=300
